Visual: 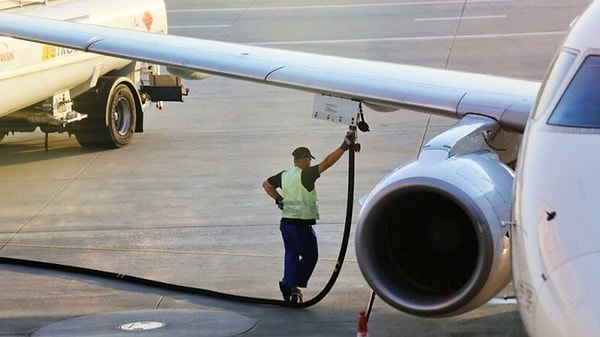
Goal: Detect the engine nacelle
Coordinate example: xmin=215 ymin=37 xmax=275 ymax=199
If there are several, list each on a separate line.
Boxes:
xmin=356 ymin=149 xmax=514 ymax=317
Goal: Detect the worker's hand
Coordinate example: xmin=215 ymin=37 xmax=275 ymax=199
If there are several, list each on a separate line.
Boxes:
xmin=276 ymin=196 xmax=284 ymax=210
xmin=340 ymin=131 xmax=356 ymax=151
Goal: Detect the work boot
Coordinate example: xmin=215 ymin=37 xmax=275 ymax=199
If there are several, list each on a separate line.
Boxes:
xmin=291 ymin=288 xmax=303 ymax=305
xmin=279 ymin=282 xmax=291 ymax=302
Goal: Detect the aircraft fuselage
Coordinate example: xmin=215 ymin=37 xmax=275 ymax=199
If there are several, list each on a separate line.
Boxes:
xmin=513 ymin=1 xmax=600 ymax=336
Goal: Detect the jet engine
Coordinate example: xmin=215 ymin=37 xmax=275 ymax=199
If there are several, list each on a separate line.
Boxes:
xmin=356 ymin=116 xmax=514 ymax=317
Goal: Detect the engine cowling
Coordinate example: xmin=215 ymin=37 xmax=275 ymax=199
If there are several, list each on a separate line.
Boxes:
xmin=356 ymin=149 xmax=513 ymax=317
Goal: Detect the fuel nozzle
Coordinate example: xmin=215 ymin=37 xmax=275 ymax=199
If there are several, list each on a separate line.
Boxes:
xmin=348 ymin=127 xmax=361 ymax=152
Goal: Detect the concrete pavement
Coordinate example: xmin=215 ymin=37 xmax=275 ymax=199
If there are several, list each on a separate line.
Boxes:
xmin=0 ymin=0 xmax=591 ymax=336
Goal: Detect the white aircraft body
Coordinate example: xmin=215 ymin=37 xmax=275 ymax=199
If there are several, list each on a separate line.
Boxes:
xmin=0 ymin=0 xmax=599 ymax=336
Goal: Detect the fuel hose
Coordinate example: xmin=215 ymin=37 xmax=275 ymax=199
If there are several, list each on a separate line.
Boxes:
xmin=0 ymin=132 xmax=357 ymax=309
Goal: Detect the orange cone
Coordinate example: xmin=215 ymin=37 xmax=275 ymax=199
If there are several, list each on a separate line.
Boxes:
xmin=357 ymin=311 xmax=369 ymax=337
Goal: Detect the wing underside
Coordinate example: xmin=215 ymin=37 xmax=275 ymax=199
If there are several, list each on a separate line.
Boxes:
xmin=0 ymin=12 xmax=539 ymax=132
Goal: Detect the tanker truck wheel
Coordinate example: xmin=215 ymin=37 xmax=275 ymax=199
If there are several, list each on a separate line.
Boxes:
xmin=75 ymin=78 xmax=137 ymax=148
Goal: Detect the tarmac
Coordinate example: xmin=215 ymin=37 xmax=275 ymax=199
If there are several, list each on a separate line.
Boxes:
xmin=0 ymin=0 xmax=592 ymax=336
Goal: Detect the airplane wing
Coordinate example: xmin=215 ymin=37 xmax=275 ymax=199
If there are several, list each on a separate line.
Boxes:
xmin=0 ymin=12 xmax=539 ymax=132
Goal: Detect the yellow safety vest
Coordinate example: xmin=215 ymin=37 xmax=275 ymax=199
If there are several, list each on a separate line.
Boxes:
xmin=281 ymin=167 xmax=319 ymax=220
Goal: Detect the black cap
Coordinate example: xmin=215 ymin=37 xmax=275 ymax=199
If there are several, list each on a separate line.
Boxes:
xmin=292 ymin=146 xmax=315 ymax=160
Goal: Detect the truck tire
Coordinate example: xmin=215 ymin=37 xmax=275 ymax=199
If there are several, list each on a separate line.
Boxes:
xmin=75 ymin=78 xmax=137 ymax=148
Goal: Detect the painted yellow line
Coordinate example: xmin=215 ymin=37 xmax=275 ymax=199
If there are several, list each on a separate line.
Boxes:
xmin=2 ymin=243 xmax=355 ymax=263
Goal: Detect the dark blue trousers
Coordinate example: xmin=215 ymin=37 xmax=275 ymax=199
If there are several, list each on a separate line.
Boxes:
xmin=280 ymin=223 xmax=318 ymax=288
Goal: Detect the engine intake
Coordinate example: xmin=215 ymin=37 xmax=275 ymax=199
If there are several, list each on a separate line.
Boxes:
xmin=356 ymin=151 xmax=513 ymax=317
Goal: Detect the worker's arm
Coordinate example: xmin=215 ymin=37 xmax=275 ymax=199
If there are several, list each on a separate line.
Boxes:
xmin=318 ymin=147 xmax=344 ymax=174
xmin=263 ymin=178 xmax=285 ymax=210
xmin=318 ymin=132 xmax=355 ymax=174
xmin=262 ymin=179 xmax=280 ymax=200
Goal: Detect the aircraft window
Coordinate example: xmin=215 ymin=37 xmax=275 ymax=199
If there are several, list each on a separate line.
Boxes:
xmin=548 ymin=56 xmax=600 ymax=128
xmin=532 ymin=51 xmax=576 ymax=120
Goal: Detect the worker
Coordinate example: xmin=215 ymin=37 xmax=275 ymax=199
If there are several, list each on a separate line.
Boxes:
xmin=262 ymin=131 xmax=355 ymax=304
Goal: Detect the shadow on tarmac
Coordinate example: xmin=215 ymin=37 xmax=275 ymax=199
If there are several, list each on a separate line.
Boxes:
xmin=0 ymin=134 xmax=102 ymax=167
